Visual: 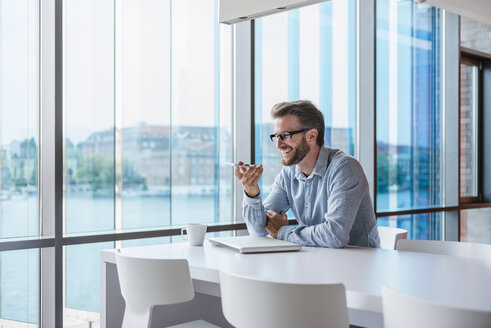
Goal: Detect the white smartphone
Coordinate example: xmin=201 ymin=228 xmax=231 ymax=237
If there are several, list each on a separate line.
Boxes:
xmin=225 ymin=161 xmax=251 ymax=168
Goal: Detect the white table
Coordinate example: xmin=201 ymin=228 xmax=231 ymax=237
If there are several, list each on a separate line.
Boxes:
xmin=100 ymin=241 xmax=491 ymax=328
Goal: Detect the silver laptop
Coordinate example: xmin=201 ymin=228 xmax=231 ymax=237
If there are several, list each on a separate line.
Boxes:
xmin=209 ymin=236 xmax=301 ymax=253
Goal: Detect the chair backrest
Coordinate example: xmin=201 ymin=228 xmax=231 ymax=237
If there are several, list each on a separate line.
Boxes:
xmin=396 ymin=239 xmax=491 ymax=262
xmin=382 ymin=287 xmax=491 ymax=328
xmin=116 ymin=253 xmax=194 ymax=327
xmin=219 ymin=271 xmax=349 ymax=328
xmin=377 ymin=226 xmax=408 ymax=250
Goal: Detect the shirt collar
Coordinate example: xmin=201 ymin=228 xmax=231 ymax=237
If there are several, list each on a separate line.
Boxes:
xmin=294 ymin=146 xmax=329 ymax=180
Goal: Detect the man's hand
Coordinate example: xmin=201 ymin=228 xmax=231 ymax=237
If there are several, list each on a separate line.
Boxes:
xmin=234 ymin=161 xmax=263 ymax=197
xmin=265 ymin=210 xmax=288 ymax=239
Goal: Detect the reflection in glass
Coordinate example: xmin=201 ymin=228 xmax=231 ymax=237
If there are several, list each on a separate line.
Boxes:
xmin=254 ymin=0 xmax=356 ymax=198
xmin=460 ymin=208 xmax=491 ymax=244
xmin=0 ymin=249 xmax=39 ymax=326
xmin=459 ymin=63 xmax=479 ymax=198
xmin=0 ymin=0 xmax=39 ymax=238
xmin=376 ymin=0 xmax=442 ymax=212
xmin=377 ymin=212 xmax=441 ymax=240
xmin=63 ymin=0 xmax=233 ymax=320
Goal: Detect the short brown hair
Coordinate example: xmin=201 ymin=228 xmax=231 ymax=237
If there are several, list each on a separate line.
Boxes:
xmin=271 ymin=100 xmax=325 ymax=147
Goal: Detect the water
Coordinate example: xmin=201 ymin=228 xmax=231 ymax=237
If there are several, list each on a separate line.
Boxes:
xmin=0 ymin=194 xmax=232 ymax=323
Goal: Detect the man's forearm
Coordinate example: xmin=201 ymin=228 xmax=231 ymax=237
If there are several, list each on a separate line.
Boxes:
xmin=277 ymin=221 xmax=349 ymax=248
xmin=242 ymin=193 xmax=268 ymax=236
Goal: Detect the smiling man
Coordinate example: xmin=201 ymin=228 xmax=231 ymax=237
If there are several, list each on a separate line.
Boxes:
xmin=235 ymin=100 xmax=380 ymax=248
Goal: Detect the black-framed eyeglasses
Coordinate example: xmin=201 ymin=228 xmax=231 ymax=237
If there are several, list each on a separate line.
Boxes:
xmin=269 ymin=129 xmax=308 ymax=143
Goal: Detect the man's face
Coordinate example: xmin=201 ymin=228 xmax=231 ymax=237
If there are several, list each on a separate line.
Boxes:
xmin=273 ymin=115 xmax=311 ymax=166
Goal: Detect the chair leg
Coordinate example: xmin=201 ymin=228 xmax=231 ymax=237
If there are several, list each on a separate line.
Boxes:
xmin=122 ymin=307 xmax=151 ymax=328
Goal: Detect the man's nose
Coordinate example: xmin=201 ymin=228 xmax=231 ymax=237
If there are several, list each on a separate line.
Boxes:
xmin=276 ymin=138 xmax=285 ymax=148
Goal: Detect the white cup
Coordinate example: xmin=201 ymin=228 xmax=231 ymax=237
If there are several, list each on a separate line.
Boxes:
xmin=181 ymin=223 xmax=207 ymax=246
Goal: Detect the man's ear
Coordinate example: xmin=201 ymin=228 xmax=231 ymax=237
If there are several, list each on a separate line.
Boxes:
xmin=307 ymin=128 xmax=318 ymax=144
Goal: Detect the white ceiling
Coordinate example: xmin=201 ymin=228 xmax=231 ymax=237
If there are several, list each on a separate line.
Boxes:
xmin=220 ymin=0 xmax=491 ymax=26
xmin=426 ymin=0 xmax=491 ymax=26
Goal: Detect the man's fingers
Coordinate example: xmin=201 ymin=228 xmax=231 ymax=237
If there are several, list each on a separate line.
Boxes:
xmin=246 ymin=167 xmax=261 ymax=186
xmin=280 ymin=211 xmax=288 ymax=220
xmin=234 ymin=166 xmax=243 ymax=179
xmin=242 ymin=166 xmax=260 ymax=185
xmin=251 ymin=165 xmax=263 ymax=184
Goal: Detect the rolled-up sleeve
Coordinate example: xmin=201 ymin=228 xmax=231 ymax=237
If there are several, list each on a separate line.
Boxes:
xmin=277 ymin=159 xmax=368 ymax=248
xmin=242 ymin=173 xmax=290 ymax=236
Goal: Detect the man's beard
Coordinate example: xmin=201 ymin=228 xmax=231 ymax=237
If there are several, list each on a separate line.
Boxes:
xmin=281 ymin=136 xmax=311 ymax=166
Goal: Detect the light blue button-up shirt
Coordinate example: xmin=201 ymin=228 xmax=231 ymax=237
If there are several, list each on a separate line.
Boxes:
xmin=243 ymin=147 xmax=380 ymax=248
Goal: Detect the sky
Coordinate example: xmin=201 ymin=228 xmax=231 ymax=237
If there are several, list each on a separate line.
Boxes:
xmin=1 ymin=0 xmax=436 ymax=147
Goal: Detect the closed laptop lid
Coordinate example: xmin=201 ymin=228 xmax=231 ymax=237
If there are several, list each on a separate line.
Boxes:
xmin=209 ymin=236 xmax=301 ymax=253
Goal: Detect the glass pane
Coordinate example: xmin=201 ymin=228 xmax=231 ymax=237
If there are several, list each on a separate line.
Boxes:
xmin=170 ymin=0 xmax=233 ymax=226
xmin=254 ymin=0 xmax=356 ymax=198
xmin=460 ymin=63 xmax=479 ymax=198
xmin=65 ymin=242 xmax=113 ymax=327
xmin=64 ymin=0 xmax=115 ymax=234
xmin=119 ymin=0 xmax=172 ymax=231
xmin=376 ymin=0 xmax=442 ymax=212
xmin=460 ymin=208 xmax=491 ymax=244
xmin=0 ymin=0 xmax=40 ymax=238
xmin=64 ymin=0 xmax=233 ymax=233
xmin=0 ymin=249 xmax=39 ymax=326
xmin=461 ymin=17 xmax=491 ymax=55
xmin=377 ymin=212 xmax=442 ymax=240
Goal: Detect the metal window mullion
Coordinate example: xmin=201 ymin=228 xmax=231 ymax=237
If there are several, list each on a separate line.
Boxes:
xmin=40 ymin=0 xmax=56 ymax=326
xmin=442 ymin=10 xmax=460 ymax=240
xmin=114 ymin=0 xmax=123 ymax=250
xmin=356 ymin=0 xmax=375 ymax=205
xmin=233 ymin=21 xmax=252 ymax=231
xmin=54 ymin=0 xmax=64 ymax=326
xmin=472 ymin=66 xmax=479 ymax=196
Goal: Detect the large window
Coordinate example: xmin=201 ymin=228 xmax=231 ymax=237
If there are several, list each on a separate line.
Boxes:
xmin=1 ymin=0 xmax=490 ymax=326
xmin=0 ymin=249 xmax=39 ymax=326
xmin=64 ymin=0 xmax=233 ymax=235
xmin=459 ymin=17 xmax=491 ymax=242
xmin=63 ymin=0 xmax=233 ymax=322
xmin=64 ymin=0 xmax=115 ymax=235
xmin=0 ymin=0 xmax=40 ymax=326
xmin=0 ymin=0 xmax=40 ymax=238
xmin=376 ymin=0 xmax=443 ymax=239
xmin=254 ymin=0 xmax=356 ymax=196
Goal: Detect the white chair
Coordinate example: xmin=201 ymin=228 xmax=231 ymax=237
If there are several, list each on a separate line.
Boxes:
xmin=396 ymin=239 xmax=491 ymax=262
xmin=382 ymin=286 xmax=491 ymax=328
xmin=116 ymin=253 xmax=220 ymax=328
xmin=377 ymin=226 xmax=408 ymax=250
xmin=219 ymin=270 xmax=349 ymax=328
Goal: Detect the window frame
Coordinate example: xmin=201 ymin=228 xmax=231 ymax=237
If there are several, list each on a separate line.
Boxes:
xmin=459 ymin=53 xmax=484 ymax=204
xmin=373 ymin=2 xmax=459 ymax=241
xmin=1 ymin=1 xmax=491 ymax=327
